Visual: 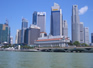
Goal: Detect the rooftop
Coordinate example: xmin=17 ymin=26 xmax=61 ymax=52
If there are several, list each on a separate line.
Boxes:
xmin=36 ymin=38 xmax=62 ymax=42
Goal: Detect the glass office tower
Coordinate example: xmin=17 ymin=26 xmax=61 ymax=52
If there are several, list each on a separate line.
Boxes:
xmin=32 ymin=11 xmax=37 ymax=25
xmin=21 ymin=18 xmax=28 ymax=43
xmin=50 ymin=3 xmax=62 ymax=36
xmin=0 ymin=23 xmax=10 ymax=44
xmin=91 ymin=33 xmax=93 ymax=43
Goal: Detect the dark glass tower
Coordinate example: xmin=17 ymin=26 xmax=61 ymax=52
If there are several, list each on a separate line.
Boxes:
xmin=91 ymin=33 xmax=93 ymax=43
xmin=32 ymin=11 xmax=37 ymax=25
xmin=21 ymin=18 xmax=28 ymax=43
xmin=50 ymin=3 xmax=62 ymax=36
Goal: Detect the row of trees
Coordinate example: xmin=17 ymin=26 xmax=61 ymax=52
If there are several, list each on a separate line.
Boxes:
xmin=68 ymin=41 xmax=89 ymax=46
xmin=1 ymin=44 xmax=15 ymax=48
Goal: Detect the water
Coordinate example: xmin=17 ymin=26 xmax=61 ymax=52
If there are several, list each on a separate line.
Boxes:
xmin=0 ymin=51 xmax=93 ymax=68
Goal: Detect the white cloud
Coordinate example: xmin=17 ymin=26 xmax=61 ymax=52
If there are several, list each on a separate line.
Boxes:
xmin=79 ymin=6 xmax=88 ymax=15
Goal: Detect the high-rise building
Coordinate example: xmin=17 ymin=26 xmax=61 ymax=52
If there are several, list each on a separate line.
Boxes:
xmin=62 ymin=20 xmax=68 ymax=37
xmin=24 ymin=25 xmax=40 ymax=45
xmin=15 ymin=30 xmax=18 ymax=44
xmin=18 ymin=29 xmax=21 ymax=44
xmin=37 ymin=12 xmax=46 ymax=32
xmin=32 ymin=11 xmax=37 ymax=25
xmin=84 ymin=27 xmax=89 ymax=45
xmin=80 ymin=22 xmax=84 ymax=43
xmin=15 ymin=29 xmax=21 ymax=44
xmin=10 ymin=36 xmax=13 ymax=44
xmin=91 ymin=33 xmax=93 ymax=43
xmin=50 ymin=3 xmax=62 ymax=36
xmin=0 ymin=22 xmax=10 ymax=44
xmin=72 ymin=5 xmax=80 ymax=43
xmin=32 ymin=11 xmax=46 ymax=32
xmin=21 ymin=18 xmax=28 ymax=43
xmin=84 ymin=27 xmax=89 ymax=44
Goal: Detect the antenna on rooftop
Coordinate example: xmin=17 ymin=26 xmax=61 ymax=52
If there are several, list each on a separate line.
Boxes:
xmin=5 ymin=18 xmax=9 ymax=26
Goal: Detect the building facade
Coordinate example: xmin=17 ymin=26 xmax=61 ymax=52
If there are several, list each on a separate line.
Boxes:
xmin=0 ymin=23 xmax=10 ymax=44
xmin=40 ymin=32 xmax=47 ymax=38
xmin=50 ymin=3 xmax=63 ymax=36
xmin=80 ymin=22 xmax=84 ymax=43
xmin=62 ymin=20 xmax=68 ymax=37
xmin=32 ymin=11 xmax=46 ymax=32
xmin=24 ymin=25 xmax=40 ymax=45
xmin=15 ymin=30 xmax=19 ymax=44
xmin=21 ymin=18 xmax=28 ymax=43
xmin=32 ymin=11 xmax=37 ymax=25
xmin=37 ymin=12 xmax=46 ymax=32
xmin=91 ymin=33 xmax=93 ymax=43
xmin=15 ymin=29 xmax=21 ymax=44
xmin=84 ymin=27 xmax=89 ymax=45
xmin=10 ymin=36 xmax=13 ymax=44
xmin=72 ymin=5 xmax=80 ymax=43
xmin=34 ymin=35 xmax=70 ymax=47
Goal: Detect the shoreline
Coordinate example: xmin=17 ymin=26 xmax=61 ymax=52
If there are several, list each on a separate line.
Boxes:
xmin=0 ymin=48 xmax=93 ymax=53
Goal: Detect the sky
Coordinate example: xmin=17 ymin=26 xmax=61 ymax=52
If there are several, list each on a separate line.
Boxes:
xmin=0 ymin=0 xmax=93 ymax=43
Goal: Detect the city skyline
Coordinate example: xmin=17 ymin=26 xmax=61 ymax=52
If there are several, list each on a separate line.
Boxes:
xmin=0 ymin=0 xmax=93 ymax=43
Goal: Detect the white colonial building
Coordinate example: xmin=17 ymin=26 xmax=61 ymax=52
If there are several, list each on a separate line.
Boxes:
xmin=34 ymin=35 xmax=70 ymax=47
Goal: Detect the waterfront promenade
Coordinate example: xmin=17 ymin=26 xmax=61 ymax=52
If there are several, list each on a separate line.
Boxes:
xmin=0 ymin=46 xmax=93 ymax=53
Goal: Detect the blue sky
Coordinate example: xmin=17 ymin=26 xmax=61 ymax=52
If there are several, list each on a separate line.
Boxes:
xmin=0 ymin=0 xmax=93 ymax=43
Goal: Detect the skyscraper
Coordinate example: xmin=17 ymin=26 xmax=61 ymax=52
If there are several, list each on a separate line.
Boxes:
xmin=10 ymin=36 xmax=13 ymax=44
xmin=91 ymin=33 xmax=93 ymax=43
xmin=50 ymin=3 xmax=62 ymax=36
xmin=21 ymin=18 xmax=28 ymax=29
xmin=21 ymin=18 xmax=28 ymax=43
xmin=72 ymin=5 xmax=80 ymax=43
xmin=15 ymin=29 xmax=21 ymax=44
xmin=37 ymin=12 xmax=46 ymax=32
xmin=18 ymin=30 xmax=21 ymax=44
xmin=62 ymin=20 xmax=68 ymax=37
xmin=24 ymin=25 xmax=40 ymax=45
xmin=32 ymin=12 xmax=46 ymax=32
xmin=15 ymin=30 xmax=18 ymax=44
xmin=84 ymin=27 xmax=89 ymax=45
xmin=32 ymin=11 xmax=37 ymax=25
xmin=0 ymin=22 xmax=10 ymax=44
xmin=80 ymin=22 xmax=84 ymax=43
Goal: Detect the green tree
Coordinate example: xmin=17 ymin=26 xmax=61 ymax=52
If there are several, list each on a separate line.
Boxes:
xmin=68 ymin=42 xmax=73 ymax=46
xmin=21 ymin=45 xmax=34 ymax=49
xmin=73 ymin=41 xmax=80 ymax=46
xmin=81 ymin=43 xmax=88 ymax=46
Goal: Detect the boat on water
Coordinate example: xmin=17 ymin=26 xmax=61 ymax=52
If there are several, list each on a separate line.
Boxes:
xmin=20 ymin=49 xmax=39 ymax=52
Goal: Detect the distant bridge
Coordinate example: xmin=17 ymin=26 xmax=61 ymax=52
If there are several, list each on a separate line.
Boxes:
xmin=36 ymin=47 xmax=93 ymax=53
